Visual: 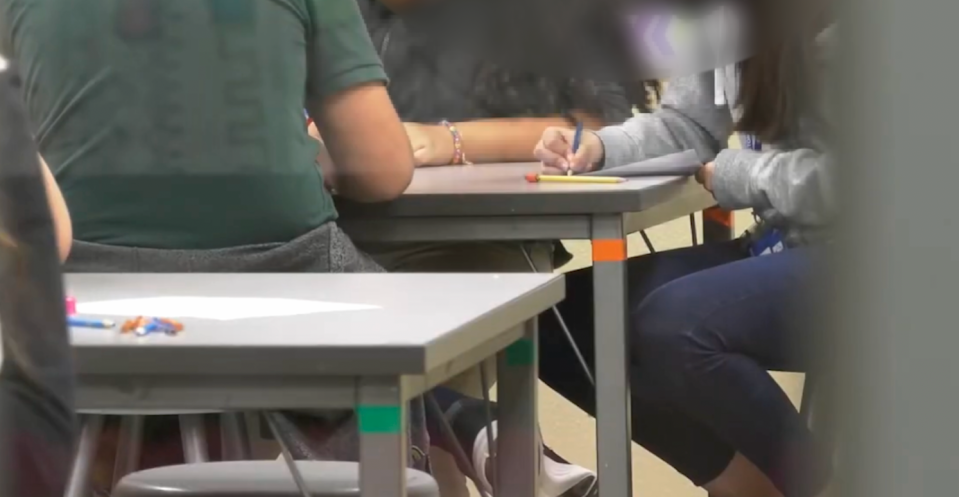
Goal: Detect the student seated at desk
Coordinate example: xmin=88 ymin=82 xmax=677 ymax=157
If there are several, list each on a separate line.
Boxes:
xmin=324 ymin=1 xmax=650 ymax=496
xmin=1 ymin=0 xmax=420 ymax=492
xmin=532 ymin=9 xmax=837 ymax=497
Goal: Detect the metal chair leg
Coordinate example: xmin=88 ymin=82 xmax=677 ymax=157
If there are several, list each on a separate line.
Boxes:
xmin=179 ymin=414 xmax=210 ymax=463
xmin=112 ymin=415 xmax=145 ymax=486
xmin=424 ymin=393 xmax=492 ymax=497
xmin=220 ymin=412 xmax=253 ymax=461
xmin=689 ymin=213 xmax=698 ymax=245
xmin=520 ymin=245 xmax=594 ymax=386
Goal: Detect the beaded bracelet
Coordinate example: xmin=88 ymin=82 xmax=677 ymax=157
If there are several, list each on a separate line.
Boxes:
xmin=440 ymin=120 xmax=471 ymax=165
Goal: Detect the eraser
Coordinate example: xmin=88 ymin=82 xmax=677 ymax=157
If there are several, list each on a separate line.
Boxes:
xmin=65 ymin=297 xmax=76 ymax=315
xmin=524 ymin=172 xmax=539 ymax=183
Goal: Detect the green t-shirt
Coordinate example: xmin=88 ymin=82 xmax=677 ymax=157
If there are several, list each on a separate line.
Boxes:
xmin=0 ymin=0 xmax=386 ymax=249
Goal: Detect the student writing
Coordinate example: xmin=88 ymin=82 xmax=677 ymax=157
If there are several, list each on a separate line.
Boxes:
xmin=533 ymin=7 xmax=836 ymax=497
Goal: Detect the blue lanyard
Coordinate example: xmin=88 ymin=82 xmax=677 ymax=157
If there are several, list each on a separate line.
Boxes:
xmin=742 ymin=134 xmax=761 ymax=151
xmin=741 ymin=134 xmax=787 ymax=255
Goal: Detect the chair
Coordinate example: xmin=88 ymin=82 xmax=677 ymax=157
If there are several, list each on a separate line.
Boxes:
xmin=112 ymin=461 xmax=440 ymax=497
xmin=64 ymin=410 xmax=252 ymax=497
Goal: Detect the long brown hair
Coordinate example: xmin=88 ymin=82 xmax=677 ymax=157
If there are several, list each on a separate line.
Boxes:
xmin=734 ymin=2 xmax=827 ymax=142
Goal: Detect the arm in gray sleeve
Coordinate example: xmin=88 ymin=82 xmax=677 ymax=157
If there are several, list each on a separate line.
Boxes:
xmin=711 ymin=147 xmax=836 ymax=227
xmin=709 ymin=26 xmax=838 ymax=228
xmin=593 ymin=71 xmax=734 ymax=168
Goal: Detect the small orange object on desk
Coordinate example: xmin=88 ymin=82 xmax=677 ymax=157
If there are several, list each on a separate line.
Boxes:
xmin=121 ymin=316 xmax=184 ymax=336
xmin=525 ymin=173 xmax=626 ymax=184
xmin=121 ymin=316 xmax=148 ymax=334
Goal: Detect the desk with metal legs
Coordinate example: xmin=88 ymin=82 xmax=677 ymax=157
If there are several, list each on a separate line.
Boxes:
xmin=68 ymin=273 xmax=564 ymax=497
xmin=338 ymin=163 xmax=718 ymax=497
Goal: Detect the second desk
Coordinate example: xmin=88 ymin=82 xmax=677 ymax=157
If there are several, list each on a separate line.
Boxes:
xmin=338 ymin=162 xmax=718 ymax=497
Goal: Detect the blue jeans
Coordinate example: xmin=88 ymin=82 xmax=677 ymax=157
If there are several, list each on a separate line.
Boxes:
xmin=539 ymin=241 xmax=831 ymax=497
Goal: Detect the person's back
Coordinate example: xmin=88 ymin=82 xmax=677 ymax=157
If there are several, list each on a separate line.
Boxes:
xmin=1 ymin=0 xmax=413 ymax=250
xmin=0 ymin=62 xmax=76 ymax=497
xmin=1 ymin=4 xmax=418 ymax=488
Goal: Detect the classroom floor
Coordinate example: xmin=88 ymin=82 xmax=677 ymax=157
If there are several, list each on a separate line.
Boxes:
xmin=536 ymin=210 xmax=806 ymax=497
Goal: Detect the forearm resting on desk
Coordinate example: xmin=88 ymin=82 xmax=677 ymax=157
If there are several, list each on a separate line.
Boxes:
xmin=307 ymin=83 xmax=414 ymax=202
xmin=309 ymin=122 xmax=413 ymax=202
xmin=454 ymin=113 xmax=603 ymax=163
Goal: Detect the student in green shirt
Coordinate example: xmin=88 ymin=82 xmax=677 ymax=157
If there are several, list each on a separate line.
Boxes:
xmin=0 ymin=0 xmax=418 ymax=492
xmin=1 ymin=0 xmax=412 ymax=256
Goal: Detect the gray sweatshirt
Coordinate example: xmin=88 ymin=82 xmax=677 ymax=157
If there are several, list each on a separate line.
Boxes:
xmin=596 ymin=27 xmax=837 ymax=246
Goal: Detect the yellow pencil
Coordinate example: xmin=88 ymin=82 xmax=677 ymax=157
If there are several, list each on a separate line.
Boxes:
xmin=525 ymin=173 xmax=626 ymax=184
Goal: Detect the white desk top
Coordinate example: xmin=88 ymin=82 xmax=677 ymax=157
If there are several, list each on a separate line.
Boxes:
xmin=338 ymin=162 xmax=701 ymax=217
xmin=67 ymin=273 xmax=563 ymax=376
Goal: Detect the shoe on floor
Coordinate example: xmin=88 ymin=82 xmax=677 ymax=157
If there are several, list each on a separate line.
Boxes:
xmin=472 ymin=422 xmax=598 ymax=497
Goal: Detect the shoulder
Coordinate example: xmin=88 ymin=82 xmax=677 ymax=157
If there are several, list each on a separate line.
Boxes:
xmin=298 ymin=0 xmax=377 ymax=44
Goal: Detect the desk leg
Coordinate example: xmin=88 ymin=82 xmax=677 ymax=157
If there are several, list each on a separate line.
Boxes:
xmin=112 ymin=415 xmax=144 ymax=486
xmin=702 ymin=207 xmax=735 ymax=243
xmin=179 ymin=414 xmax=209 ymax=463
xmin=496 ymin=319 xmax=540 ymax=497
xmin=359 ymin=377 xmax=408 ymax=497
xmin=590 ymin=214 xmax=633 ymax=497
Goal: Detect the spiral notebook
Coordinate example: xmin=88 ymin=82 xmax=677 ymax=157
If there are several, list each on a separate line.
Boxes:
xmin=581 ymin=150 xmax=702 ymax=177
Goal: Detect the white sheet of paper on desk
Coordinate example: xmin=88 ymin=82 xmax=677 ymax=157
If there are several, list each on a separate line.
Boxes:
xmin=581 ymin=150 xmax=702 ymax=177
xmin=76 ymin=297 xmax=379 ymax=321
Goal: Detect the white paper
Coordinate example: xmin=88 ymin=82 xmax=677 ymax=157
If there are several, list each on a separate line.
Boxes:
xmin=76 ymin=296 xmax=379 ymax=321
xmin=582 ymin=150 xmax=702 ymax=178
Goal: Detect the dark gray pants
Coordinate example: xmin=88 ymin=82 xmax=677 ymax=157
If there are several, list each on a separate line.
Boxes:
xmin=66 ymin=222 xmax=382 ymax=274
xmin=65 ymin=222 xmax=429 ymax=470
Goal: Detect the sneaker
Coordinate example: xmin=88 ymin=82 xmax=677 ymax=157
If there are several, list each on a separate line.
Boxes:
xmin=472 ymin=422 xmax=598 ymax=497
xmin=542 ymin=451 xmax=598 ymax=497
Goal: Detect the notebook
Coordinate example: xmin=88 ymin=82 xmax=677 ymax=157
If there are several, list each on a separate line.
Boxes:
xmin=581 ymin=150 xmax=702 ymax=177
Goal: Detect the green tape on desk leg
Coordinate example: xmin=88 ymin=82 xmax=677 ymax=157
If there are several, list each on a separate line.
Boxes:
xmin=358 ymin=405 xmax=402 ymax=434
xmin=506 ymin=338 xmax=534 ymax=366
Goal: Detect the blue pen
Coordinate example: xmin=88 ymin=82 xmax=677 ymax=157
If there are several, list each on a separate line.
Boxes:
xmin=68 ymin=317 xmax=116 ymax=329
xmin=569 ymin=121 xmax=584 ymax=176
xmin=136 ymin=319 xmax=159 ymax=336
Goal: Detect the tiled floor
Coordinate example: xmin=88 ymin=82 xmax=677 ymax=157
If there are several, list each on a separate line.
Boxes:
xmin=536 ymin=210 xmax=805 ymax=497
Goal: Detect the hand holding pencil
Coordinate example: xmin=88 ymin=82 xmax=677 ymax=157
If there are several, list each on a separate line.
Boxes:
xmin=534 ymin=126 xmax=605 ymax=175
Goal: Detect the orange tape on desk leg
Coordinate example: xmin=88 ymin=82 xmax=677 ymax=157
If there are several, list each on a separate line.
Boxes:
xmin=703 ymin=207 xmax=733 ymax=227
xmin=592 ymin=239 xmax=626 ymax=262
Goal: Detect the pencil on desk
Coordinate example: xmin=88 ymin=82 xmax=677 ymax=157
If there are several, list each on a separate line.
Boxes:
xmin=525 ymin=173 xmax=625 ymax=184
xmin=68 ymin=317 xmax=116 ymax=329
xmin=569 ymin=121 xmax=584 ymax=176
